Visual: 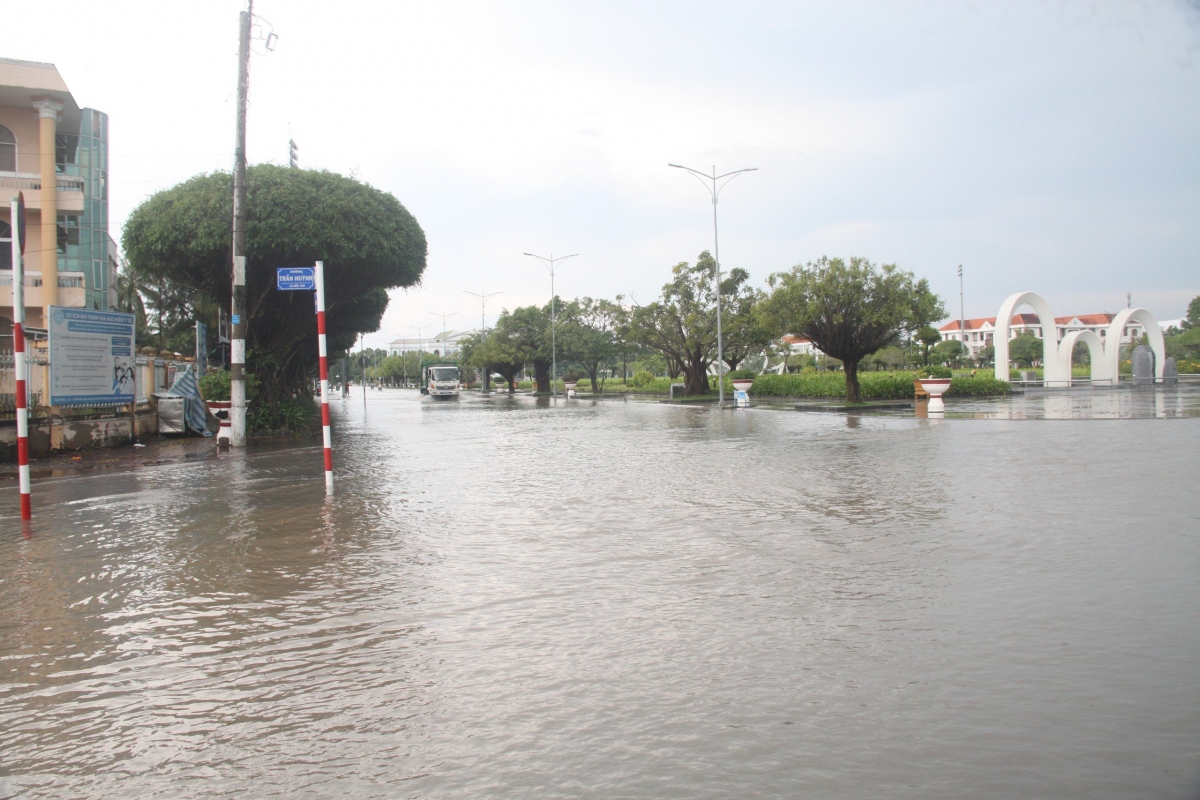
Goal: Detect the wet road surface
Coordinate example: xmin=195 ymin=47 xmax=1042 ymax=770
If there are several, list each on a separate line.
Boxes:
xmin=2 ymin=389 xmax=1198 ymax=797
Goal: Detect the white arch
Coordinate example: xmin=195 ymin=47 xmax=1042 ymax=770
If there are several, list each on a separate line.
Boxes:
xmin=1106 ymin=308 xmax=1164 ymax=380
xmin=1058 ymin=329 xmax=1113 ymax=384
xmin=993 ymin=292 xmax=1068 ymax=386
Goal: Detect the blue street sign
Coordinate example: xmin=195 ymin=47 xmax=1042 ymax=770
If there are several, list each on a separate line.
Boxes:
xmin=277 ymin=267 xmax=316 ymax=291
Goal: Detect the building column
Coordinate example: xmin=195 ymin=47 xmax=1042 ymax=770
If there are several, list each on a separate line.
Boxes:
xmin=32 ymin=97 xmax=62 ymax=321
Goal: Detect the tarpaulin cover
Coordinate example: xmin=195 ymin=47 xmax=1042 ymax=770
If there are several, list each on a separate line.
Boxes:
xmin=164 ymin=365 xmax=213 ymax=437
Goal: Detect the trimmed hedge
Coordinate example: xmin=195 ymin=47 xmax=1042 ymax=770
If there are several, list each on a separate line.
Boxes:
xmin=748 ymin=371 xmax=1009 ymax=399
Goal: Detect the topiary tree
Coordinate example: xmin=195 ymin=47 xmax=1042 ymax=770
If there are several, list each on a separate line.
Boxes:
xmin=763 ymin=257 xmax=945 ymax=402
xmin=123 ymin=165 xmax=427 ymax=407
xmin=1008 ymin=332 xmax=1042 ymax=367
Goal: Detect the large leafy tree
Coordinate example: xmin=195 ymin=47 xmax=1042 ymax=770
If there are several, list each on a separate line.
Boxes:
xmin=460 ymin=330 xmax=524 ymax=392
xmin=123 ymin=165 xmax=426 ymax=406
xmin=719 ymin=282 xmax=773 ymax=372
xmin=558 ymin=297 xmax=622 ymax=393
xmin=1182 ymin=295 xmax=1200 ymax=330
xmin=491 ymin=303 xmax=554 ymax=392
xmin=914 ymin=325 xmax=942 ymax=366
xmin=764 ymin=256 xmax=945 ymax=402
xmin=628 ymin=252 xmax=724 ymax=396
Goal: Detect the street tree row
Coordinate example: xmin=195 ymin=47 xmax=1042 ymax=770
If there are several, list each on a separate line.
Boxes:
xmin=458 ymin=252 xmax=945 ymax=403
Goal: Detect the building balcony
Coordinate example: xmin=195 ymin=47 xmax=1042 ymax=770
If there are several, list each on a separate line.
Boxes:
xmin=0 ymin=172 xmax=86 ymax=213
xmin=0 ymin=271 xmax=87 ymax=313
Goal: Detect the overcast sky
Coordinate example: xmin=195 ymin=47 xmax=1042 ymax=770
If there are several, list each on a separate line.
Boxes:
xmin=9 ymin=1 xmax=1200 ymax=344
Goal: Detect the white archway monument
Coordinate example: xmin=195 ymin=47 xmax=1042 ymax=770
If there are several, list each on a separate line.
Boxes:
xmin=992 ymin=292 xmax=1164 ymax=386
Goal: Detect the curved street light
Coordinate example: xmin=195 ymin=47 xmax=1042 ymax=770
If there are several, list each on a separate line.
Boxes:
xmin=464 ymin=290 xmax=502 ymax=393
xmin=524 ymin=252 xmax=578 ymax=400
xmin=668 ymin=163 xmax=757 ymax=408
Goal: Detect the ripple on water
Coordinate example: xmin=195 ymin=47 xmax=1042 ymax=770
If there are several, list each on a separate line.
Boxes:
xmin=1 ymin=391 xmax=1198 ymax=798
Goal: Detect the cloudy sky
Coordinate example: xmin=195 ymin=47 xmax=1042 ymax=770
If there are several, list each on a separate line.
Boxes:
xmin=9 ymin=1 xmax=1200 ymax=343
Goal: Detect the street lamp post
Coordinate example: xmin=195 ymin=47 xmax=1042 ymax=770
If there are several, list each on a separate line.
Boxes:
xmin=668 ymin=163 xmax=757 ymax=408
xmin=429 ymin=310 xmax=459 ymax=357
xmin=464 ymin=290 xmax=502 ymax=393
xmin=523 ymin=252 xmax=578 ymax=400
xmin=409 ymin=323 xmax=426 ymax=390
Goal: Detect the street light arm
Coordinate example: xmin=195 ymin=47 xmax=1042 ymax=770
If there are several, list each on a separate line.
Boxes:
xmin=669 ymin=163 xmax=713 ymax=181
xmin=524 ymin=252 xmax=579 ymax=273
xmin=714 ymin=167 xmax=758 ymax=181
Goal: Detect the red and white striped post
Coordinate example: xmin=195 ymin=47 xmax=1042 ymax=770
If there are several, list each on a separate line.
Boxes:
xmin=11 ymin=196 xmax=31 ymax=520
xmin=315 ymin=260 xmax=333 ymax=492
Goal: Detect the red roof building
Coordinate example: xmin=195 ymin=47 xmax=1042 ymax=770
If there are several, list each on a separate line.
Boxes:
xmin=939 ymin=312 xmax=1149 ymax=356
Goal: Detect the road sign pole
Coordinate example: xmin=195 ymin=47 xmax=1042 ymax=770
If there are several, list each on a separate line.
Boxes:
xmin=315 ymin=261 xmax=333 ymax=492
xmin=11 ymin=196 xmax=30 ymax=520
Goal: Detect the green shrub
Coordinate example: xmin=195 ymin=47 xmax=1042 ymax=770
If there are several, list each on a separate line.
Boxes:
xmin=248 ymin=397 xmax=315 ymax=435
xmin=917 ymin=365 xmax=952 ymax=379
xmin=750 ymin=371 xmax=1008 ymax=399
xmin=726 ymin=368 xmax=756 ymax=380
xmin=198 ymin=370 xmax=260 ymax=402
xmin=947 ymin=375 xmax=1011 ymax=396
xmin=199 ymin=370 xmax=231 ymax=401
xmin=629 ymin=370 xmax=655 ymax=389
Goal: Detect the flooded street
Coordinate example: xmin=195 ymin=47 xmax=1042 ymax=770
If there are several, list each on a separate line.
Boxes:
xmin=2 ymin=389 xmax=1199 ymax=797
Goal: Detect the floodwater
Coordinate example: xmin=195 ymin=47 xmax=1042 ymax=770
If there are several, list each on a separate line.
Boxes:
xmin=2 ymin=388 xmax=1199 ymax=798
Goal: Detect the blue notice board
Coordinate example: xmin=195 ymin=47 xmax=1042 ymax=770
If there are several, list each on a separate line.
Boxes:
xmin=277 ymin=267 xmax=315 ymax=290
xmin=48 ymin=306 xmax=137 ymax=406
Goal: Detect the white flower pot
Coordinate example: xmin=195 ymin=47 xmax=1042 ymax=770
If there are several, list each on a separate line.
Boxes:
xmin=918 ymin=378 xmax=952 ymax=414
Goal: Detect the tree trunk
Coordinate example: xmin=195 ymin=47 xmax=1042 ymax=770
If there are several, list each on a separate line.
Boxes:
xmin=684 ymin=354 xmax=710 ymax=395
xmin=586 ymin=363 xmax=604 ymax=394
xmin=533 ymin=360 xmax=551 ymax=393
xmin=845 ymin=359 xmax=862 ymax=403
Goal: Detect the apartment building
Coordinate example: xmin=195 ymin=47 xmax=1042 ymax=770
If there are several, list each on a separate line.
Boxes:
xmin=940 ymin=313 xmax=1149 ymax=358
xmin=1 ymin=57 xmax=116 ymax=333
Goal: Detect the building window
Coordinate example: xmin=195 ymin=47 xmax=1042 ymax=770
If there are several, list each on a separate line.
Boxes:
xmin=0 ymin=124 xmax=15 ymax=171
xmin=57 ymin=214 xmax=81 ymax=252
xmin=0 ymin=220 xmax=10 ymax=269
xmin=55 ymin=133 xmax=80 ymax=170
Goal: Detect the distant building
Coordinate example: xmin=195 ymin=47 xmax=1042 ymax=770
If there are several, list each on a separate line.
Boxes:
xmin=387 ymin=329 xmax=479 ymax=358
xmin=1 ymin=57 xmax=116 ymax=332
xmin=781 ymin=334 xmax=820 ymax=356
xmin=939 ymin=313 xmax=1150 ymax=358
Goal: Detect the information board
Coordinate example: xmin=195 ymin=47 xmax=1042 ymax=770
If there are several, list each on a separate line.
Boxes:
xmin=48 ymin=306 xmax=137 ymax=406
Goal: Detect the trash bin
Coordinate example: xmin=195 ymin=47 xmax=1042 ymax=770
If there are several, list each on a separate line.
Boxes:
xmin=669 ymin=383 xmax=686 ymax=400
xmin=155 ymin=395 xmax=186 ymax=434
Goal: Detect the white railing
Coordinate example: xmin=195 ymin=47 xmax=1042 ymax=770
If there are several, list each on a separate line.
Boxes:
xmin=0 ymin=173 xmax=86 ymax=192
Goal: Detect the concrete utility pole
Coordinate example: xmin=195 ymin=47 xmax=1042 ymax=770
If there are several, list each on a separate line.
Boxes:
xmin=229 ymin=1 xmax=252 ymax=446
xmin=523 ymin=253 xmax=577 ymax=400
xmin=668 ymin=163 xmax=757 ymax=408
xmin=464 ymin=291 xmax=502 ymax=393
